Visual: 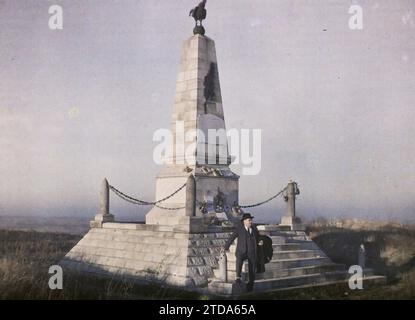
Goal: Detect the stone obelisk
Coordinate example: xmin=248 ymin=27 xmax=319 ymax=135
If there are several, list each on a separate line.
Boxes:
xmin=146 ymin=17 xmax=239 ymax=228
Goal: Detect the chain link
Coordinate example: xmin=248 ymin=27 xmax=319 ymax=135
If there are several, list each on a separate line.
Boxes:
xmin=109 ymin=181 xmax=287 ymax=211
xmin=237 ymin=187 xmax=287 ymax=209
xmin=109 ymin=182 xmax=187 ymax=210
xmin=154 ymin=204 xmax=186 ymax=210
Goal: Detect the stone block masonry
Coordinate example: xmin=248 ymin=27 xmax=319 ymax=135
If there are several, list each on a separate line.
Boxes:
xmin=61 ymin=223 xmax=234 ymax=287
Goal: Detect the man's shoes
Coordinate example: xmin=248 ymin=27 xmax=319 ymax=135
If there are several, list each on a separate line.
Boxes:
xmin=246 ymin=282 xmax=254 ymax=293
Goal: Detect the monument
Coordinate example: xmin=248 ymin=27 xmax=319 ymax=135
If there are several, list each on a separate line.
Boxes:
xmin=61 ymin=2 xmax=385 ymax=295
xmin=145 ymin=4 xmax=240 ymax=229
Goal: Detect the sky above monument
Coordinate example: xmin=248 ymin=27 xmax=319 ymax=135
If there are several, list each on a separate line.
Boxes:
xmin=1 ymin=0 xmax=414 ymax=222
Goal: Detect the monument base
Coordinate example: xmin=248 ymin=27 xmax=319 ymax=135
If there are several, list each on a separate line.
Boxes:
xmin=61 ymin=222 xmax=386 ymax=295
xmin=280 ymin=216 xmax=305 ymax=231
xmin=145 ymin=212 xmax=207 ymax=233
xmin=61 ymin=222 xmax=234 ymax=288
xmin=145 ymin=165 xmax=239 ymax=227
xmin=90 ymin=213 xmax=115 ymax=228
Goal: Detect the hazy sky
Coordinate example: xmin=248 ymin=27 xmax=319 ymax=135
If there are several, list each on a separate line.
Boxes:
xmin=1 ymin=0 xmax=414 ymax=222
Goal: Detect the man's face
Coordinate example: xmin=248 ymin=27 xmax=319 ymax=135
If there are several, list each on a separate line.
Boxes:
xmin=243 ymin=218 xmax=252 ymax=228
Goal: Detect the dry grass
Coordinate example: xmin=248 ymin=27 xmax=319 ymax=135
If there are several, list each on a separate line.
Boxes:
xmin=0 ymin=229 xmax=200 ymax=299
xmin=0 ymin=230 xmax=78 ymax=299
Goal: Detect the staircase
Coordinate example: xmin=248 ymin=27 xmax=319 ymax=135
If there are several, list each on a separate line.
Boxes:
xmin=208 ymin=225 xmax=385 ymax=296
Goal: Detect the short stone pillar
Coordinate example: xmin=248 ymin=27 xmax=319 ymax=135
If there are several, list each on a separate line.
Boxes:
xmin=286 ymin=180 xmax=298 ymax=218
xmin=280 ymin=180 xmax=304 ymax=231
xmin=358 ymin=244 xmax=366 ymax=271
xmin=90 ymin=178 xmax=115 ymax=228
xmin=218 ymin=251 xmax=228 ymax=282
xmin=185 ymin=174 xmax=196 ymax=217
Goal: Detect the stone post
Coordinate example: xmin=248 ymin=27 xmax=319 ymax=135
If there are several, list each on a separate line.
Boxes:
xmin=177 ymin=174 xmax=206 ymax=233
xmin=185 ymin=174 xmax=196 ymax=217
xmin=286 ymin=181 xmax=297 ymax=218
xmin=91 ymin=178 xmax=115 ymax=228
xmin=218 ymin=251 xmax=228 ymax=282
xmin=358 ymin=244 xmax=366 ymax=271
xmin=100 ymin=178 xmax=110 ymax=215
xmin=280 ymin=180 xmax=304 ymax=230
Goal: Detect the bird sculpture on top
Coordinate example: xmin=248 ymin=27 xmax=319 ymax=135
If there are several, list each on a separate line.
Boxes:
xmin=189 ymin=0 xmax=207 ymax=35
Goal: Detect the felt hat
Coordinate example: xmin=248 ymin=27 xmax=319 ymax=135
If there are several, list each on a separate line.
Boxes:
xmin=241 ymin=213 xmax=254 ymax=221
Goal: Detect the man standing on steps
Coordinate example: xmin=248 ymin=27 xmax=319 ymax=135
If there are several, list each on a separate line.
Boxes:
xmin=222 ymin=213 xmax=263 ymax=292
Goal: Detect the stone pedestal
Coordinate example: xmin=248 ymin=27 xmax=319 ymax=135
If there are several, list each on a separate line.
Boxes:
xmin=61 ymin=223 xmax=235 ymax=288
xmin=280 ymin=216 xmax=305 ymax=231
xmin=279 ymin=181 xmax=304 ymax=231
xmin=91 ymin=178 xmax=114 ymax=228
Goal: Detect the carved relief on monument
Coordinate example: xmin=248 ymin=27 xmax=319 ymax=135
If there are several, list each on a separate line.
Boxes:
xmin=213 ymin=187 xmax=226 ymax=212
xmin=202 ymin=62 xmax=224 ymax=118
xmin=197 ymin=188 xmax=231 ymax=226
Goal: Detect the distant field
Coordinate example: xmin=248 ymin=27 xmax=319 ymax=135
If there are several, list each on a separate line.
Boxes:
xmin=0 ymin=223 xmax=415 ymax=299
xmin=0 ymin=216 xmax=90 ymax=235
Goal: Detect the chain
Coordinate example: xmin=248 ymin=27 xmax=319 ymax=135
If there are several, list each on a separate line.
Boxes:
xmin=109 ymin=187 xmax=147 ymax=205
xmin=154 ymin=204 xmax=186 ymax=210
xmin=109 ymin=181 xmax=287 ymax=211
xmin=237 ymin=187 xmax=287 ymax=209
xmin=109 ymin=182 xmax=187 ymax=207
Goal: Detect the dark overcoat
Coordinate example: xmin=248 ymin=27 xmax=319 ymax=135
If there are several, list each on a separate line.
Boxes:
xmin=224 ymin=222 xmax=260 ymax=260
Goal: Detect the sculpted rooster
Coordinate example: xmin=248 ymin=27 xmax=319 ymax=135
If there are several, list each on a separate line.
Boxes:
xmin=189 ymin=0 xmax=207 ymax=35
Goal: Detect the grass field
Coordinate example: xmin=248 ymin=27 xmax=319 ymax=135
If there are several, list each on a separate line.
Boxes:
xmin=1 ymin=224 xmax=414 ymax=300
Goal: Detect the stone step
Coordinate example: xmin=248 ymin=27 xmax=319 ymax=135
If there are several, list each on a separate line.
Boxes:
xmin=226 ymin=249 xmax=321 ymax=263
xmin=208 ymin=274 xmax=386 ymax=296
xmin=272 ymin=250 xmax=320 ymax=260
xmin=196 ymin=237 xmax=305 ymax=254
xmin=253 ymin=272 xmax=387 ymax=293
xmin=253 ymin=273 xmax=338 ymax=292
xmin=228 ymin=244 xmax=307 ymax=254
xmin=266 ymin=275 xmax=387 ymax=293
xmin=227 ymin=256 xmax=331 ymax=271
xmin=211 ymin=273 xmax=336 ymax=295
xmin=267 ymin=256 xmax=332 ymax=269
xmin=273 ymin=243 xmax=301 ymax=251
xmin=257 ymin=224 xmax=291 ymax=232
xmin=268 ymin=236 xmax=287 ymax=245
xmin=267 ymin=231 xmax=306 ymax=237
xmin=252 ymin=270 xmax=359 ymax=292
xmin=184 ymin=248 xmax=329 ymax=268
xmin=225 ymin=263 xmax=343 ymax=282
xmin=270 ymin=235 xmax=309 ymax=243
xmin=255 ymin=264 xmax=344 ymax=280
